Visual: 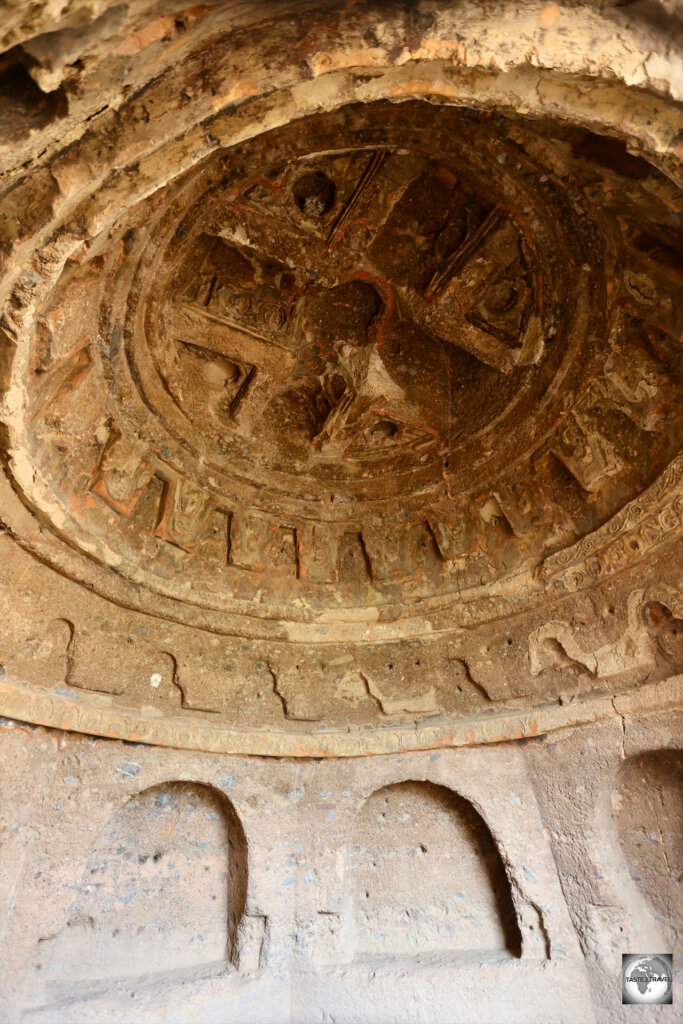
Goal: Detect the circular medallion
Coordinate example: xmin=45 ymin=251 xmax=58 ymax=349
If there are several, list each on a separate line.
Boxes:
xmin=0 ymin=18 xmax=681 ymax=755
xmin=9 ymin=100 xmax=680 ymax=638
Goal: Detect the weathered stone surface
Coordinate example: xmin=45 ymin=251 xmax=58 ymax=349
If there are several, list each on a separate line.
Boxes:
xmin=0 ymin=2 xmax=681 ymax=1019
xmin=0 ymin=0 xmax=681 ymax=751
xmin=0 ymin=709 xmax=680 ymax=1022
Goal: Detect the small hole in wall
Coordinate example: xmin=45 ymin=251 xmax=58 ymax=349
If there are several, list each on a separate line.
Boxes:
xmin=293 ymin=170 xmax=336 ymax=217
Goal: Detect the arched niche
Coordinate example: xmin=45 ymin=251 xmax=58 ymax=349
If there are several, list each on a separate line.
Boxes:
xmin=42 ymin=781 xmax=247 ymax=984
xmin=612 ymin=749 xmax=682 ymax=940
xmin=348 ymin=781 xmax=521 ymax=959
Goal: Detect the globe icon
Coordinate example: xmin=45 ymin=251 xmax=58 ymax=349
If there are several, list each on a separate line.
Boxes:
xmin=623 ymin=955 xmax=673 ymax=1004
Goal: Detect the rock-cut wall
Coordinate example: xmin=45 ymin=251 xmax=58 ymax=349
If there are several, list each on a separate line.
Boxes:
xmin=0 ymin=709 xmax=680 ymax=1022
xmin=0 ymin=1 xmax=680 ymax=1021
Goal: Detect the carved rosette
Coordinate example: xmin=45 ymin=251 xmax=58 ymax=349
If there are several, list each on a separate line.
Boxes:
xmin=0 ymin=84 xmax=681 ymax=754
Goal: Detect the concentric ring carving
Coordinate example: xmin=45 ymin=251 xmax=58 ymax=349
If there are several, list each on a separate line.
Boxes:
xmin=5 ymin=101 xmax=680 ymax=638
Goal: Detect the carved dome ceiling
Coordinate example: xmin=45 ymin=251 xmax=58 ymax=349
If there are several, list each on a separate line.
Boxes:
xmin=0 ymin=1 xmax=681 ymax=755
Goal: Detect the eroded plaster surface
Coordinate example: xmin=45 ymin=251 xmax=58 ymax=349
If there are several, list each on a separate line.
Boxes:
xmin=0 ymin=0 xmax=681 ymax=754
xmin=0 ymin=1 xmax=681 ymax=1020
xmin=0 ymin=712 xmax=680 ymax=1022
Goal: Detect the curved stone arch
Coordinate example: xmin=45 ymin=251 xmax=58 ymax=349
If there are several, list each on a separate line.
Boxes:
xmin=1 ymin=61 xmax=679 ymax=645
xmin=345 ymin=779 xmax=523 ymax=961
xmin=576 ymin=728 xmax=683 ymax=964
xmin=37 ymin=779 xmax=248 ymax=988
xmin=0 ymin=0 xmax=679 ymax=761
xmin=340 ymin=759 xmax=564 ymax=962
xmin=425 ymin=774 xmax=555 ymax=961
xmin=0 ymin=5 xmax=680 ymax=1022
xmin=611 ymin=747 xmax=683 ymax=950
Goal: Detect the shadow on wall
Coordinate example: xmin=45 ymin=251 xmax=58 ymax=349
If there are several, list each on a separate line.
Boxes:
xmin=613 ymin=749 xmax=683 ymax=947
xmin=40 ymin=781 xmax=247 ymax=985
xmin=348 ymin=781 xmax=522 ymax=960
xmin=0 ymin=50 xmax=68 ymax=141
